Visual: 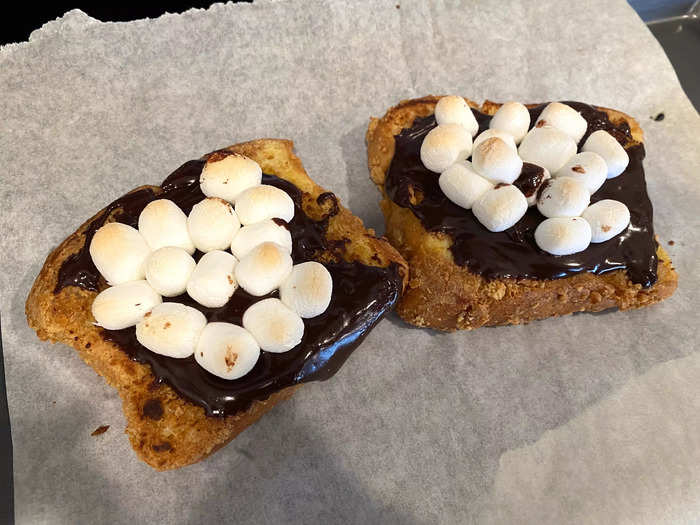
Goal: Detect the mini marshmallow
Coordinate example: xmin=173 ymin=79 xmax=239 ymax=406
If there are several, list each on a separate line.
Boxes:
xmin=434 ymin=95 xmax=479 ymax=136
xmin=138 ymin=199 xmax=195 ymax=254
xmin=145 ymin=246 xmax=196 ymax=297
xmin=91 ymin=280 xmax=162 ymax=330
xmin=535 ymin=102 xmax=588 ymax=143
xmin=534 ymin=217 xmax=592 ymax=255
xmin=186 ymin=250 xmax=238 ymax=308
xmin=279 ymin=262 xmax=333 ymax=318
xmin=195 ymin=322 xmax=260 ymax=380
xmin=582 ymin=130 xmax=629 ymax=178
xmin=489 ymin=101 xmax=531 ymax=144
xmin=514 ymin=165 xmax=551 ymax=206
xmin=472 ymin=184 xmax=528 ymax=232
xmin=234 ymin=242 xmax=293 ymax=296
xmin=89 ymin=222 xmax=151 ymax=285
xmin=472 ymin=129 xmax=517 ymax=151
xmin=242 ymin=298 xmax=304 ymax=353
xmin=554 ymin=151 xmax=608 ymax=194
xmin=187 ymin=198 xmax=241 ymax=253
xmin=582 ymin=199 xmax=631 ymax=243
xmin=135 ymin=302 xmax=207 ymax=358
xmin=472 ymin=137 xmax=523 ymax=184
xmin=200 ymin=153 xmax=262 ymax=203
xmin=537 ymin=177 xmax=590 ymax=218
xmin=230 ymin=219 xmax=292 ymax=259
xmin=420 ymin=124 xmax=473 ymax=173
xmin=518 ymin=125 xmax=577 ymax=174
xmin=438 ymin=162 xmax=494 ymax=209
xmin=234 ymin=184 xmax=295 ymax=225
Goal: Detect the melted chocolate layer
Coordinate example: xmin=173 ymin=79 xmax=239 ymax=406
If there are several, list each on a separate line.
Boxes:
xmin=56 ymin=157 xmax=402 ymax=416
xmin=385 ymin=101 xmax=657 ymax=287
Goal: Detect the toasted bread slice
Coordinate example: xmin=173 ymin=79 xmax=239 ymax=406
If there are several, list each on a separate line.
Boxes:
xmin=26 ymin=139 xmax=408 ymax=470
xmin=367 ymin=96 xmax=677 ymax=331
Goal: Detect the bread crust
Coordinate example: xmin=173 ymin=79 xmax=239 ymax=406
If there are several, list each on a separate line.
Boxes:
xmin=367 ymin=97 xmax=677 ymax=331
xmin=26 ymin=139 xmax=408 ymax=470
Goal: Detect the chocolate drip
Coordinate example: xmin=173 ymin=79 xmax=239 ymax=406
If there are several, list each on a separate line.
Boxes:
xmin=55 ymin=156 xmax=402 ymax=416
xmin=385 ymin=101 xmax=657 ymax=287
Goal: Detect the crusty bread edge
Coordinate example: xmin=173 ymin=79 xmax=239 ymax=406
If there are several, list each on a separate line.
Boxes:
xmin=26 ymin=139 xmax=408 ymax=470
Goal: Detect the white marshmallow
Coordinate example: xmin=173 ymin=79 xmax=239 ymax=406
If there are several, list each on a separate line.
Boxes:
xmin=186 ymin=250 xmax=238 ymax=308
xmin=234 ymin=184 xmax=295 ymax=225
xmin=582 ymin=130 xmax=629 ymax=178
xmin=535 ymin=102 xmax=588 ymax=143
xmin=279 ymin=262 xmax=333 ymax=318
xmin=234 ymin=242 xmax=292 ymax=296
xmin=434 ymin=95 xmax=479 ymax=136
xmin=242 ymin=298 xmax=304 ymax=353
xmin=187 ymin=198 xmax=241 ymax=253
xmin=91 ymin=280 xmax=162 ymax=330
xmin=518 ymin=125 xmax=577 ymax=174
xmin=195 ymin=322 xmax=260 ymax=380
xmin=534 ymin=217 xmax=592 ymax=255
xmin=138 ymin=199 xmax=195 ymax=254
xmin=516 ymin=167 xmax=551 ymax=206
xmin=89 ymin=222 xmax=151 ymax=285
xmin=537 ymin=177 xmax=590 ymax=218
xmin=472 ymin=184 xmax=528 ymax=232
xmin=135 ymin=302 xmax=207 ymax=358
xmin=489 ymin=101 xmax=531 ymax=144
xmin=582 ymin=199 xmax=631 ymax=243
xmin=420 ymin=124 xmax=473 ymax=173
xmin=200 ymin=153 xmax=262 ymax=203
xmin=472 ymin=129 xmax=517 ymax=151
xmin=230 ymin=219 xmax=292 ymax=259
xmin=145 ymin=247 xmax=196 ymax=297
xmin=438 ymin=162 xmax=494 ymax=210
xmin=554 ymin=152 xmax=608 ymax=194
xmin=472 ymin=137 xmax=523 ymax=184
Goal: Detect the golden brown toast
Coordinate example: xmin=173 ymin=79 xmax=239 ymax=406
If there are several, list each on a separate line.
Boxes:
xmin=26 ymin=139 xmax=408 ymax=470
xmin=367 ymin=96 xmax=677 ymax=331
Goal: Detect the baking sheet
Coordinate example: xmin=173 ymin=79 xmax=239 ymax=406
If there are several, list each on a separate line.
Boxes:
xmin=1 ymin=1 xmax=699 ymax=523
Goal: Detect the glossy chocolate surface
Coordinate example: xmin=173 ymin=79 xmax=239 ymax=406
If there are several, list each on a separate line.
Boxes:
xmin=385 ymin=101 xmax=657 ymax=287
xmin=56 ymin=157 xmax=402 ymax=416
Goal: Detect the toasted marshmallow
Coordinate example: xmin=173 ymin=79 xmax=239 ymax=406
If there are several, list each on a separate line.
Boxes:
xmin=234 ymin=242 xmax=292 ymax=296
xmin=89 ymin=222 xmax=151 ymax=285
xmin=91 ymin=280 xmax=162 ymax=330
xmin=535 ymin=102 xmax=588 ymax=143
xmin=582 ymin=199 xmax=631 ymax=243
xmin=195 ymin=322 xmax=260 ymax=380
xmin=473 ymin=129 xmax=517 ymax=151
xmin=230 ymin=219 xmax=292 ymax=259
xmin=420 ymin=124 xmax=473 ymax=173
xmin=582 ymin=130 xmax=629 ymax=178
xmin=234 ymin=185 xmax=295 ymax=225
xmin=518 ymin=125 xmax=577 ymax=174
xmin=280 ymin=262 xmax=333 ymax=318
xmin=145 ymin=247 xmax=196 ymax=297
xmin=200 ymin=153 xmax=262 ymax=203
xmin=135 ymin=302 xmax=207 ymax=358
xmin=535 ymin=217 xmax=592 ymax=255
xmin=138 ymin=199 xmax=195 ymax=254
xmin=186 ymin=250 xmax=238 ymax=308
xmin=537 ymin=177 xmax=590 ymax=218
xmin=472 ymin=137 xmax=523 ymax=184
xmin=438 ymin=162 xmax=494 ymax=210
xmin=472 ymin=184 xmax=528 ymax=232
xmin=242 ymin=298 xmax=304 ymax=353
xmin=489 ymin=101 xmax=531 ymax=144
xmin=434 ymin=95 xmax=479 ymax=137
xmin=514 ymin=165 xmax=551 ymax=206
xmin=187 ymin=198 xmax=241 ymax=253
xmin=554 ymin=152 xmax=607 ymax=194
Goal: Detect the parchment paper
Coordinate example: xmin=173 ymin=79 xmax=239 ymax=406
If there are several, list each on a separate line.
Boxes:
xmin=2 ymin=1 xmax=699 ymax=523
